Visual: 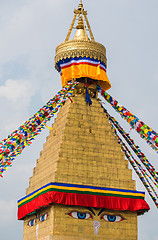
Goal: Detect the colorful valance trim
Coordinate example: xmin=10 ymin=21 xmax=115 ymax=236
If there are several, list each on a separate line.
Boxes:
xmin=17 ymin=182 xmax=150 ymax=220
xmin=56 ymin=57 xmax=111 ymax=91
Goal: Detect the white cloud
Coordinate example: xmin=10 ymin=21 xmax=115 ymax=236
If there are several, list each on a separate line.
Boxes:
xmin=0 ymin=0 xmax=64 ymax=103
xmin=0 ymin=79 xmax=35 ymax=107
xmin=0 ymin=79 xmax=36 ymax=135
xmin=0 ymin=0 xmax=66 ymax=64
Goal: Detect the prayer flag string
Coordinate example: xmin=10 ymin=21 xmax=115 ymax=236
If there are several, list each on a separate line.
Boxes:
xmin=101 ymin=108 xmax=158 ymax=185
xmin=100 ymin=104 xmax=158 ymax=208
xmin=120 ymin=139 xmax=158 ymax=208
xmin=0 ymin=81 xmax=77 ymax=178
xmin=98 ymin=86 xmax=158 ymax=153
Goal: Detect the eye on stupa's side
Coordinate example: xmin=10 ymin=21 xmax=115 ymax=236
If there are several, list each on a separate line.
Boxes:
xmin=19 ymin=2 xmax=149 ymax=240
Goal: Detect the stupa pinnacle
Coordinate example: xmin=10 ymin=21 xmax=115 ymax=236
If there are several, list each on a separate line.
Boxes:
xmin=55 ymin=1 xmax=111 ymax=91
xmin=65 ymin=0 xmax=94 ymax=42
xmin=73 ymin=15 xmax=89 ymax=41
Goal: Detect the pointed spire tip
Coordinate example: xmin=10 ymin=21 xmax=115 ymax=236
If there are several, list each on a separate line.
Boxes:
xmin=78 ymin=0 xmax=83 ymax=11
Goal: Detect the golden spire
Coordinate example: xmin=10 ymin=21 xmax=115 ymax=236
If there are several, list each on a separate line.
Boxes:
xmin=55 ymin=1 xmax=107 ymax=79
xmin=65 ymin=1 xmax=95 ymax=42
xmin=73 ymin=15 xmax=88 ymax=41
xmin=78 ymin=0 xmax=83 ymax=10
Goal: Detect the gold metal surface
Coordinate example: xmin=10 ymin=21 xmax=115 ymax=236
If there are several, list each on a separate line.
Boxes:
xmin=55 ymin=40 xmax=107 ymax=71
xmin=84 ymin=14 xmax=95 ymax=42
xmin=55 ymin=2 xmax=107 ymax=71
xmin=65 ymin=13 xmax=77 ymax=42
xmin=73 ymin=15 xmax=88 ymax=41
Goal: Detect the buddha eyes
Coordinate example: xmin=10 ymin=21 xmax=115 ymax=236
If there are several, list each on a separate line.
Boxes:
xmin=101 ymin=214 xmax=124 ymax=222
xmin=68 ymin=211 xmax=92 ymax=220
xmin=39 ymin=213 xmax=48 ymax=222
xmin=28 ymin=213 xmax=48 ymax=226
xmin=28 ymin=219 xmax=36 ymax=227
xmin=67 ymin=211 xmax=124 ymax=223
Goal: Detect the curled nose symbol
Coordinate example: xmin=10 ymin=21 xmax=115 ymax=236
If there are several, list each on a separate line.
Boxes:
xmin=93 ymin=220 xmax=100 ymax=236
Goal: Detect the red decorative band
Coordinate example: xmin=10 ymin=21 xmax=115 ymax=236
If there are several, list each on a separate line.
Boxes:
xmin=18 ymin=184 xmax=149 ymax=220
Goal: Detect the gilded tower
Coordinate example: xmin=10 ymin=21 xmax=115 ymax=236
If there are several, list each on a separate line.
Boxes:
xmin=19 ymin=2 xmax=149 ymax=240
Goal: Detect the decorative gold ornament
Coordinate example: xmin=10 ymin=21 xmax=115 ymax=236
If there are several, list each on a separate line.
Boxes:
xmin=55 ymin=1 xmax=107 ymax=72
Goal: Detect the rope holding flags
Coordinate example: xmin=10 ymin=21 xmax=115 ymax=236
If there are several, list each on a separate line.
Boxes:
xmin=100 ymin=103 xmax=158 ymax=208
xmin=102 ymin=109 xmax=158 ymax=184
xmin=120 ymin=140 xmax=158 ymax=208
xmin=0 ymin=81 xmax=78 ymax=178
xmin=98 ymin=85 xmax=158 ymax=153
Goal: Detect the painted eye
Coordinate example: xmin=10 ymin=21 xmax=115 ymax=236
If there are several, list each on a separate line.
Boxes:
xmin=68 ymin=211 xmax=92 ymax=220
xmin=39 ymin=213 xmax=48 ymax=222
xmin=28 ymin=219 xmax=36 ymax=227
xmin=101 ymin=214 xmax=124 ymax=222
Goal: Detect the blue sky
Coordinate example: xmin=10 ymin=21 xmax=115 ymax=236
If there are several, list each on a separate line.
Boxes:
xmin=0 ymin=0 xmax=158 ymax=239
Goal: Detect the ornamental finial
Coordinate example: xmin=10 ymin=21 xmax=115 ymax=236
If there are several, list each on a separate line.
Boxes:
xmin=64 ymin=1 xmax=94 ymax=42
xmin=78 ymin=0 xmax=83 ymax=11
xmin=55 ymin=2 xmax=111 ymax=91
